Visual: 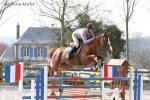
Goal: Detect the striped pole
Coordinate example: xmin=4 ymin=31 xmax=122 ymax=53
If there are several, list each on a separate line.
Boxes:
xmin=41 ymin=68 xmax=44 ymax=100
xmin=138 ymin=74 xmax=141 ymax=100
xmin=101 ymin=66 xmax=105 ymax=100
xmin=134 ymin=69 xmax=138 ymax=100
xmin=48 ymin=85 xmax=101 ymax=89
xmin=48 ymin=77 xmax=130 ymax=81
xmin=31 ymin=80 xmax=35 ymax=100
xmin=140 ymin=77 xmax=143 ymax=100
xmin=47 ymin=94 xmax=101 ymax=99
xmin=44 ymin=66 xmax=48 ymax=100
xmin=36 ymin=74 xmax=40 ymax=100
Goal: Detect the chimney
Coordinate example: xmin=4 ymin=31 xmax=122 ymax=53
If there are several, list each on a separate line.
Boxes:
xmin=16 ymin=23 xmax=20 ymax=40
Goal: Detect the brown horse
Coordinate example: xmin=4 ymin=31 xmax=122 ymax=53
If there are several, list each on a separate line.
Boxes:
xmin=48 ymin=32 xmax=111 ymax=75
xmin=48 ymin=32 xmax=112 ymax=95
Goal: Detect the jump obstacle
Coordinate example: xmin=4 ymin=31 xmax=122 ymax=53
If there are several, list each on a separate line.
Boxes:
xmin=4 ymin=62 xmax=143 ymax=100
xmin=34 ymin=66 xmax=143 ymax=100
xmin=4 ymin=62 xmax=36 ymax=100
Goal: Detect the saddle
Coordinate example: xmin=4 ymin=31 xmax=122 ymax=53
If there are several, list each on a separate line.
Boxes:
xmin=65 ymin=45 xmax=81 ymax=58
xmin=65 ymin=40 xmax=83 ymax=59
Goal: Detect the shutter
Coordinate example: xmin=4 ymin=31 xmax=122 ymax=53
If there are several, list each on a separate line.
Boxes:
xmin=30 ymin=48 xmax=33 ymax=57
xmin=43 ymin=48 xmax=47 ymax=58
xmin=5 ymin=64 xmax=10 ymax=83
xmin=20 ymin=48 xmax=24 ymax=57
xmin=34 ymin=48 xmax=37 ymax=57
xmin=112 ymin=66 xmax=117 ymax=77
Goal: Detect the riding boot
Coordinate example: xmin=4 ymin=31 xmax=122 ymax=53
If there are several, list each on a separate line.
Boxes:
xmin=68 ymin=46 xmax=78 ymax=59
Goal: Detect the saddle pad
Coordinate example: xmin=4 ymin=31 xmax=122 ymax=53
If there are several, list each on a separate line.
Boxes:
xmin=64 ymin=47 xmax=72 ymax=58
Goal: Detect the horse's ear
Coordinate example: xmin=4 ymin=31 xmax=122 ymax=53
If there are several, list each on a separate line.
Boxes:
xmin=103 ymin=32 xmax=107 ymax=37
xmin=106 ymin=32 xmax=111 ymax=38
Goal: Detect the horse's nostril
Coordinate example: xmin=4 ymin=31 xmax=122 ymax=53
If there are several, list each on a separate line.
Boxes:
xmin=109 ymin=50 xmax=112 ymax=53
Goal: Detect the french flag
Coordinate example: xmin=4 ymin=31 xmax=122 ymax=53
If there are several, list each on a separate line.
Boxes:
xmin=102 ymin=64 xmax=118 ymax=78
xmin=5 ymin=64 xmax=21 ymax=83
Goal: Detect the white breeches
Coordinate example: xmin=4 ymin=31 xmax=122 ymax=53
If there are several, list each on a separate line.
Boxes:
xmin=72 ymin=33 xmax=79 ymax=48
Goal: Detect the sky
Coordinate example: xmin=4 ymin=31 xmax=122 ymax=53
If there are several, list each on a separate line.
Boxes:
xmin=0 ymin=0 xmax=150 ymax=43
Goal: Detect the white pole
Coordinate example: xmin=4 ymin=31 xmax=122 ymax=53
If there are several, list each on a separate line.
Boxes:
xmin=115 ymin=88 xmax=119 ymax=100
xmin=129 ymin=67 xmax=134 ymax=100
xmin=19 ymin=62 xmax=23 ymax=92
xmin=44 ymin=66 xmax=48 ymax=100
xmin=31 ymin=80 xmax=36 ymax=100
xmin=140 ymin=78 xmax=143 ymax=100
xmin=101 ymin=65 xmax=105 ymax=100
xmin=102 ymin=81 xmax=105 ymax=100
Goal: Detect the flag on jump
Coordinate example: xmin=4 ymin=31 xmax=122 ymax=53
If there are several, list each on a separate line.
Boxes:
xmin=102 ymin=64 xmax=117 ymax=78
xmin=5 ymin=64 xmax=21 ymax=83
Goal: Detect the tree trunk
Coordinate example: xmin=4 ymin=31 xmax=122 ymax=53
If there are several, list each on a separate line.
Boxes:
xmin=126 ymin=20 xmax=129 ymax=61
xmin=60 ymin=21 xmax=65 ymax=46
xmin=126 ymin=0 xmax=129 ymax=62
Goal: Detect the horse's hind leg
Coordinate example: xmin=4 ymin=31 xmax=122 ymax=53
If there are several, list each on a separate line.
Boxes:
xmin=48 ymin=65 xmax=57 ymax=96
xmin=49 ymin=63 xmax=62 ymax=96
xmin=57 ymin=68 xmax=63 ymax=95
xmin=48 ymin=65 xmax=53 ymax=76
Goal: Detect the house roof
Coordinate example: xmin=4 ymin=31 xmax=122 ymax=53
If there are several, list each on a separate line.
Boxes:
xmin=15 ymin=27 xmax=59 ymax=44
xmin=0 ymin=45 xmax=15 ymax=62
xmin=107 ymin=59 xmax=129 ymax=66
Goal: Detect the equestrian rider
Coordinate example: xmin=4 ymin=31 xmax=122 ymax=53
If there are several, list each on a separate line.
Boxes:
xmin=68 ymin=23 xmax=95 ymax=59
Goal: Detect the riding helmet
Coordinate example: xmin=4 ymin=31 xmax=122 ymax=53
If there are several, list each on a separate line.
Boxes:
xmin=86 ymin=23 xmax=95 ymax=29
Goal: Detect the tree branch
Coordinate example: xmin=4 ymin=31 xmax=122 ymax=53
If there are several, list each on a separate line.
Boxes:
xmin=0 ymin=0 xmax=18 ymax=20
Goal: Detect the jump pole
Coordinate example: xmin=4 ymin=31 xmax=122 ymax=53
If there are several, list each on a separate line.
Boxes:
xmin=101 ymin=66 xmax=105 ymax=100
xmin=31 ymin=80 xmax=36 ymax=100
xmin=44 ymin=66 xmax=48 ymax=100
xmin=129 ymin=67 xmax=134 ymax=100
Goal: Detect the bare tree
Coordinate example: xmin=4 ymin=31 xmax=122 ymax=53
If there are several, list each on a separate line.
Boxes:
xmin=138 ymin=49 xmax=150 ymax=69
xmin=129 ymin=34 xmax=150 ymax=70
xmin=122 ymin=0 xmax=137 ymax=61
xmin=0 ymin=0 xmax=18 ymax=22
xmin=35 ymin=0 xmax=101 ymax=45
xmin=34 ymin=0 xmax=78 ymax=45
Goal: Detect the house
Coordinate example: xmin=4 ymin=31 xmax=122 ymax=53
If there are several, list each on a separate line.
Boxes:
xmin=0 ymin=24 xmax=59 ymax=65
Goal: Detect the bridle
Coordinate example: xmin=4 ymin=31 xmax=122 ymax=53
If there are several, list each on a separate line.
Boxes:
xmin=97 ymin=34 xmax=112 ymax=53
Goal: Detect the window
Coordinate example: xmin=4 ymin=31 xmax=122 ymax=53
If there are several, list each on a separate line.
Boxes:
xmin=24 ymin=48 xmax=29 ymax=57
xmin=38 ymin=48 xmax=43 ymax=57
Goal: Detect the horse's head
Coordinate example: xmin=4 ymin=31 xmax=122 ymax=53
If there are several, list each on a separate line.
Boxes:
xmin=96 ymin=32 xmax=112 ymax=53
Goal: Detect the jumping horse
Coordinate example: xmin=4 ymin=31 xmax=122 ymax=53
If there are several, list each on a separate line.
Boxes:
xmin=48 ymin=32 xmax=112 ymax=95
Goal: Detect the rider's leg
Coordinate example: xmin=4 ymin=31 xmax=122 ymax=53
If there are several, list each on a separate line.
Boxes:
xmin=68 ymin=34 xmax=79 ymax=59
xmin=68 ymin=46 xmax=78 ymax=59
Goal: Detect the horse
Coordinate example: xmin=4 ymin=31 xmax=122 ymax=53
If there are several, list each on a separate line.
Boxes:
xmin=48 ymin=32 xmax=112 ymax=95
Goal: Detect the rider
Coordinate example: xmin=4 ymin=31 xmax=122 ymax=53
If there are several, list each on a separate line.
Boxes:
xmin=68 ymin=23 xmax=95 ymax=59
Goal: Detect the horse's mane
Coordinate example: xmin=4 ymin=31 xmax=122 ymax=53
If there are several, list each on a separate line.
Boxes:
xmin=87 ymin=32 xmax=107 ymax=46
xmin=94 ymin=32 xmax=106 ymax=36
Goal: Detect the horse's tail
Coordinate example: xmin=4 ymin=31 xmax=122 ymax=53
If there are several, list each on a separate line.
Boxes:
xmin=48 ymin=48 xmax=57 ymax=64
xmin=48 ymin=48 xmax=57 ymax=58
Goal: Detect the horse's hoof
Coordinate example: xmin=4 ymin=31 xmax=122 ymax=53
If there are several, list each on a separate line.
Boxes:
xmin=59 ymin=88 xmax=63 ymax=95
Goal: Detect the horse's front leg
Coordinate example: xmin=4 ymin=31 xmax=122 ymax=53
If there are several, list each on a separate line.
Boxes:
xmin=96 ymin=55 xmax=104 ymax=67
xmin=83 ymin=54 xmax=97 ymax=61
xmin=83 ymin=55 xmax=104 ymax=67
xmin=97 ymin=55 xmax=104 ymax=61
